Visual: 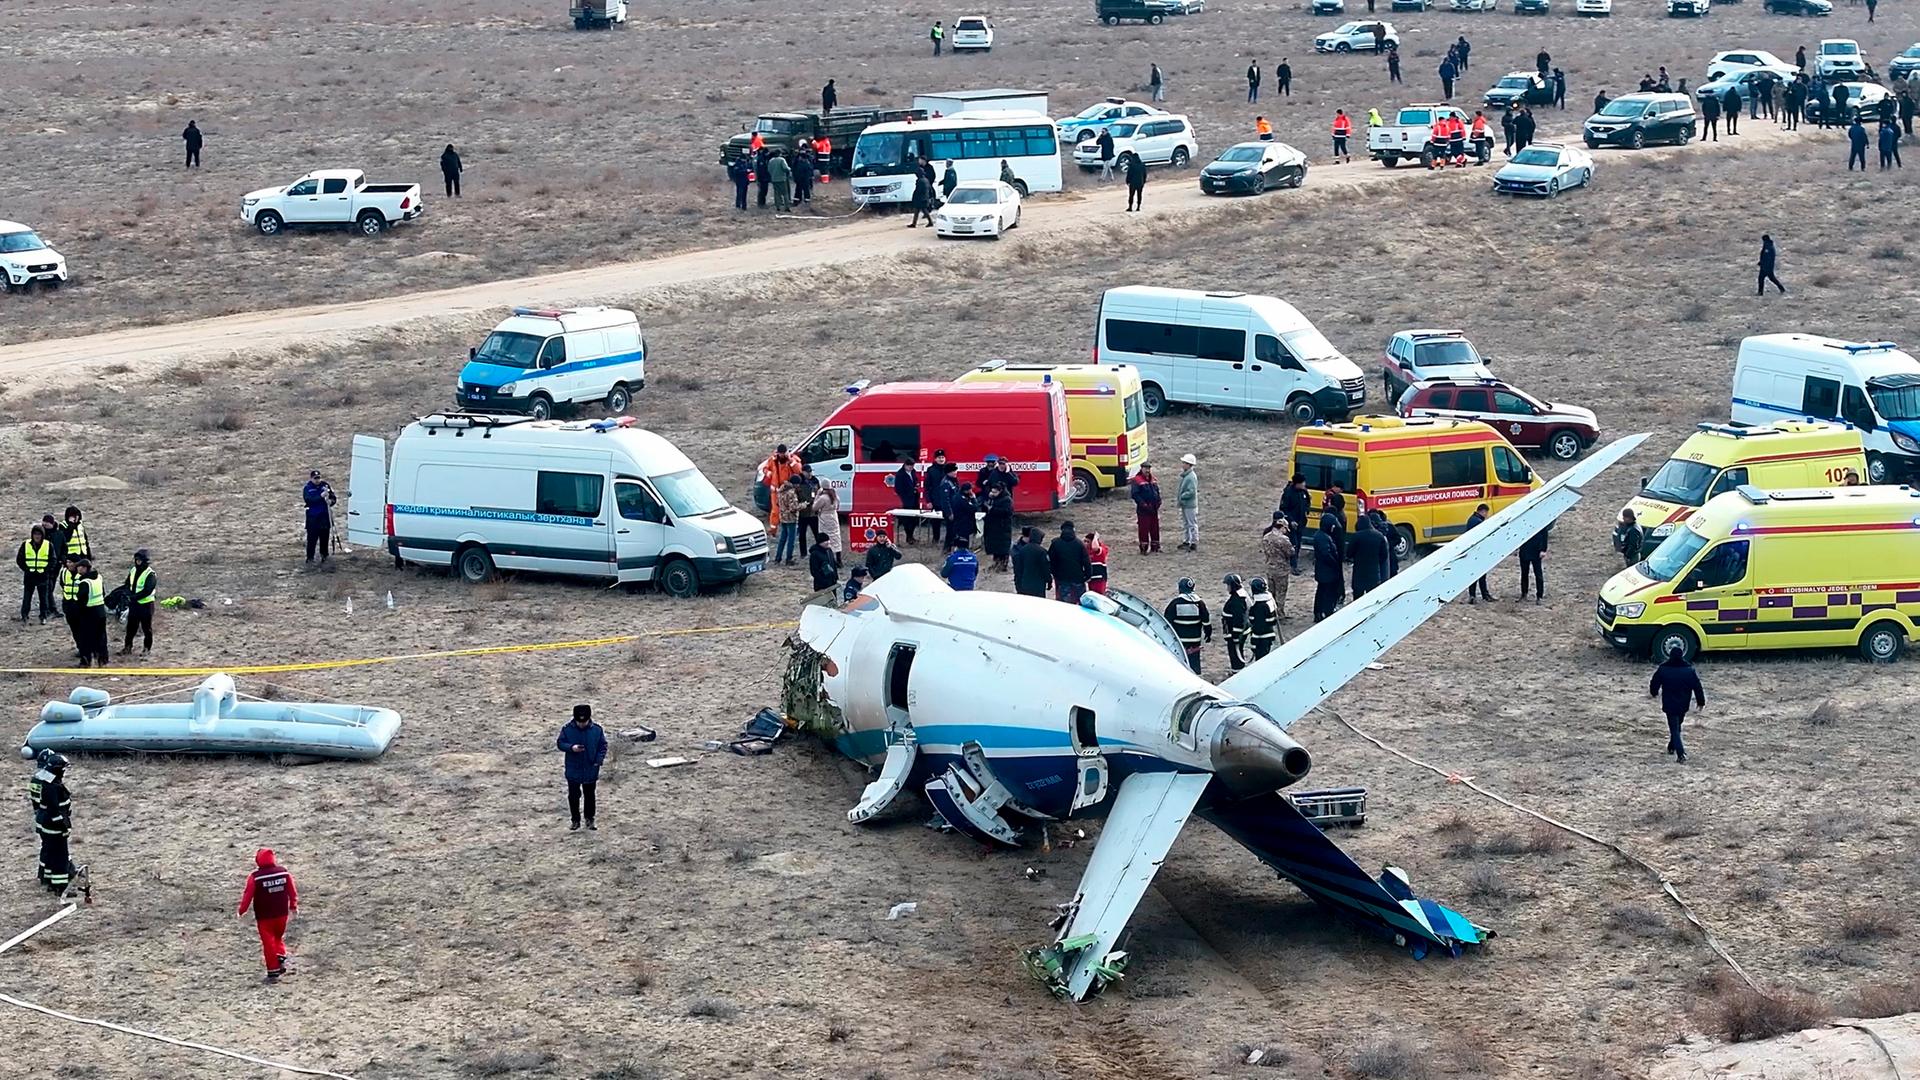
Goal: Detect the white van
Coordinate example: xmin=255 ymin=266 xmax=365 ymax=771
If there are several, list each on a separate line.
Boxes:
xmin=1730 ymin=334 xmax=1920 ymax=484
xmin=457 ymin=307 xmax=645 ymax=421
xmin=1094 ymin=286 xmax=1367 ymax=422
xmin=347 ymin=414 xmax=768 ymax=597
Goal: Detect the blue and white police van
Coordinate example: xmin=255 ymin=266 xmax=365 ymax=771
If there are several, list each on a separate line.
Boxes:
xmin=456 ymin=307 xmax=646 ymax=420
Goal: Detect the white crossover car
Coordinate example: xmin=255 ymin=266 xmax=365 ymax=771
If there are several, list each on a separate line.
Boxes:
xmin=1491 ymin=143 xmax=1593 ymax=197
xmin=0 ymin=221 xmax=69 ymax=291
xmin=933 ymin=180 xmax=1022 ymax=238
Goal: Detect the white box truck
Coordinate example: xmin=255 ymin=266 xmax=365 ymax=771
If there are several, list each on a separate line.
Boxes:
xmin=913 ymin=89 xmax=1051 ymax=118
xmin=1730 ymin=334 xmax=1920 ymax=484
xmin=347 ymin=415 xmax=768 ymax=597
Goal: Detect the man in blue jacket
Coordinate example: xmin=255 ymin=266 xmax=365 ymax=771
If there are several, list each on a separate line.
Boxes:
xmin=557 ymin=704 xmax=608 ymax=831
xmin=940 ymin=537 xmax=980 ymax=591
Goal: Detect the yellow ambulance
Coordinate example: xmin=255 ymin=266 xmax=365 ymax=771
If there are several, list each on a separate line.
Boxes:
xmin=1624 ymin=421 xmax=1867 ymax=543
xmin=954 ymin=361 xmax=1150 ymax=501
xmin=1288 ymin=415 xmax=1539 ymax=558
xmin=1597 ymin=484 xmax=1920 ymax=662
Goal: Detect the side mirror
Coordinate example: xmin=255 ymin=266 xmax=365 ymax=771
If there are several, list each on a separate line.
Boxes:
xmin=1639 ymin=475 xmax=1650 ymax=489
xmin=468 ymin=347 xmax=478 ymax=360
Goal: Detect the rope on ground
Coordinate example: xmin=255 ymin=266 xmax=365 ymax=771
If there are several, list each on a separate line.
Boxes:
xmin=1311 ymin=704 xmax=1762 ymax=993
xmin=0 ymin=904 xmax=359 ymax=1078
xmin=0 ymin=991 xmax=360 ymax=1079
xmin=1834 ymin=1022 xmax=1906 ymax=1080
xmin=0 ymin=620 xmax=798 ymax=677
xmin=775 ymin=192 xmax=869 ymax=221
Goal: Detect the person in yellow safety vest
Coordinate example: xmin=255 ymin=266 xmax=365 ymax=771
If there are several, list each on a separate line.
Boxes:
xmin=60 ymin=505 xmax=89 ymax=560
xmin=1255 ymin=116 xmax=1273 ymax=141
xmin=57 ymin=553 xmax=83 ymax=656
xmin=1367 ymin=107 xmax=1384 ymax=129
xmin=121 ymin=549 xmax=157 ymax=656
xmin=1331 ymin=109 xmax=1353 ymax=163
xmin=74 ymin=558 xmax=110 ymax=669
xmin=16 ymin=525 xmax=55 ymax=624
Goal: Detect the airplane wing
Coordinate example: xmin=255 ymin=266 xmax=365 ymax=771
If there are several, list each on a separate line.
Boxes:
xmin=1043 ymin=770 xmax=1212 ymax=1000
xmin=1201 ymin=789 xmax=1488 ymax=957
xmin=1219 ymin=433 xmax=1647 ymax=727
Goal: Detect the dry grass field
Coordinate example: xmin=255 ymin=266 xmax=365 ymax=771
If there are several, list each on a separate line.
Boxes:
xmin=2 ymin=130 xmax=1919 ymax=1079
xmin=5 ymin=0 xmax=1920 ymax=1077
xmin=7 ymin=0 xmax=1919 ymax=340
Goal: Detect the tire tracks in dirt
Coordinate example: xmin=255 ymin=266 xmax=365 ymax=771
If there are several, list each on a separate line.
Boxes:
xmin=0 ymin=120 xmax=1810 ymax=392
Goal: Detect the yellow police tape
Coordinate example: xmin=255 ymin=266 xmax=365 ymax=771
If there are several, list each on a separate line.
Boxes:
xmin=0 ymin=621 xmax=799 ymax=677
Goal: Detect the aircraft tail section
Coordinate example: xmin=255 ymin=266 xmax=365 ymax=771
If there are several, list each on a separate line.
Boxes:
xmin=1201 ymin=790 xmax=1489 ymax=958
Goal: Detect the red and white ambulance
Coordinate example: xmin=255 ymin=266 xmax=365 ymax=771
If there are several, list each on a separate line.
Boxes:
xmin=794 ymin=382 xmax=1073 ymax=535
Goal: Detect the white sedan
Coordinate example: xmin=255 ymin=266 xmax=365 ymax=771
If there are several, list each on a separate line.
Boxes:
xmin=1491 ymin=143 xmax=1594 ymax=197
xmin=933 ymin=180 xmax=1022 ymax=238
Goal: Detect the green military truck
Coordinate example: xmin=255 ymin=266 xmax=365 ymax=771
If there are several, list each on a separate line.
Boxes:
xmin=718 ymin=107 xmax=924 ymax=176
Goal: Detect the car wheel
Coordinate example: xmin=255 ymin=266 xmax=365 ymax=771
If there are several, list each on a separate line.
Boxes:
xmin=1336 ymin=42 xmax=1352 ymax=52
xmin=1252 ymin=174 xmax=1267 ymax=194
xmin=255 ymin=211 xmax=284 ymax=236
xmin=1679 ymin=124 xmax=1695 ymax=145
xmin=1012 ymin=180 xmax=1029 ymax=198
xmin=1291 ymin=166 xmax=1306 ymax=188
xmin=1860 ymin=621 xmax=1906 ymax=663
xmin=658 ymin=557 xmax=700 ymax=599
xmin=1548 ymin=430 xmax=1582 ymax=460
xmin=1381 ymin=154 xmax=1400 ymax=168
xmin=1117 ymin=153 xmax=1137 ymax=173
xmin=1418 ymin=148 xmax=1435 ymax=169
xmin=356 ymin=211 xmax=387 ymax=236
xmin=1141 ymin=383 xmax=1169 ymax=417
xmin=1652 ymin=625 xmax=1699 ymax=663
xmin=606 ymin=384 xmax=632 ymax=413
xmin=528 ymin=394 xmax=555 ymax=421
xmin=1149 ymin=13 xmax=1164 ymax=22
xmin=1548 ymin=178 xmax=1560 ymax=197
xmin=1285 ymin=395 xmax=1318 ymax=424
xmin=1629 ymin=129 xmax=1646 ymax=150
xmin=1582 ymin=167 xmax=1593 ymax=188
xmin=1392 ymin=524 xmax=1416 ymax=560
xmin=456 ymin=545 xmax=497 ymax=585
xmin=1170 ymin=147 xmax=1190 ymax=168
xmin=1584 ymin=139 xmax=1600 ymax=149
xmin=1071 ymin=469 xmax=1099 ymax=503
xmin=1867 ymin=451 xmax=1890 ymax=484
xmin=1103 ymin=14 xmax=1118 ymax=23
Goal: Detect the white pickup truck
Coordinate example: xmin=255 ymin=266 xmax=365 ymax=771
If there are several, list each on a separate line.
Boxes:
xmin=1367 ymin=104 xmax=1493 ymax=167
xmin=241 ymin=170 xmax=424 ymax=236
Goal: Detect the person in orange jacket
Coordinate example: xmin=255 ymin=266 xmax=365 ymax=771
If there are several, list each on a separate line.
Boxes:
xmin=1255 ymin=115 xmax=1273 ymax=141
xmin=813 ymin=136 xmax=832 ymax=181
xmin=749 ymin=131 xmax=765 ymax=153
xmin=1428 ymin=117 xmax=1449 ymax=169
xmin=1447 ymin=115 xmax=1468 ymax=167
xmin=759 ymin=444 xmax=801 ymax=563
xmin=1331 ymin=109 xmax=1353 ymax=163
xmin=237 ymin=848 xmax=299 ymax=982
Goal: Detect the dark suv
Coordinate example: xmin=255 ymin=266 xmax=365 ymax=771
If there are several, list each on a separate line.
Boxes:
xmin=1097 ymin=0 xmax=1182 ymax=22
xmin=1583 ymin=92 xmax=1696 ymax=149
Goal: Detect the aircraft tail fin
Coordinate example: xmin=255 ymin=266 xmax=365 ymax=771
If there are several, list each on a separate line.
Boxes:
xmin=1201 ymin=790 xmax=1488 ymax=958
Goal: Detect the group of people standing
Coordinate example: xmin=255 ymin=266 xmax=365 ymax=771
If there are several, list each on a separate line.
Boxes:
xmin=15 ymin=505 xmax=157 ymax=665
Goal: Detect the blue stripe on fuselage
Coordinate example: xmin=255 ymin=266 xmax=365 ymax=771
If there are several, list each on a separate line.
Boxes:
xmin=459 ymin=349 xmax=644 ymax=388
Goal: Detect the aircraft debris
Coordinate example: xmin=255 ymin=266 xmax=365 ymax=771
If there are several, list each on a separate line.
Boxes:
xmin=885 ymin=902 xmax=917 ymax=920
xmin=645 ymin=756 xmax=692 ymax=769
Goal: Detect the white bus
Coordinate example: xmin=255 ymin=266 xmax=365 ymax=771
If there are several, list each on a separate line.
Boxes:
xmin=849 ymin=111 xmax=1062 ymax=206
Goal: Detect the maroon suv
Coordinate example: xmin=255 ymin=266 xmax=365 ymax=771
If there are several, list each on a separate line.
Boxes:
xmin=1396 ymin=377 xmax=1600 ymax=460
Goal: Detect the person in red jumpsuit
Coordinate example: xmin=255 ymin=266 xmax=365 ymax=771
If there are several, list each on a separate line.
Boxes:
xmin=237 ymin=848 xmax=298 ymax=982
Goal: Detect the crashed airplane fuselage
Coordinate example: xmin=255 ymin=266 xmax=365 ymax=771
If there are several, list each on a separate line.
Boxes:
xmin=791 ymin=434 xmax=1646 ymax=999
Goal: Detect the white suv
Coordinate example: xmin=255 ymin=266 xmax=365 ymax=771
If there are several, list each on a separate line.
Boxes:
xmin=0 ymin=221 xmax=69 ymax=292
xmin=1816 ymin=38 xmax=1867 ymax=79
xmin=1381 ymin=328 xmax=1495 ymax=399
xmin=1072 ymin=115 xmax=1198 ymax=170
xmin=951 ymin=16 xmax=993 ymax=51
xmin=1706 ymin=49 xmax=1794 ymax=81
xmin=1575 ymin=0 xmax=1611 ymax=15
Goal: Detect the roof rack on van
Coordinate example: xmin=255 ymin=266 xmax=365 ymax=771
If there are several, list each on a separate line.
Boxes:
xmin=1203 ymin=291 xmax=1248 ymax=299
xmin=1694 ymin=422 xmax=1775 ymax=437
xmin=417 ymin=412 xmax=534 ymax=437
xmin=1828 ymin=340 xmax=1899 ymax=354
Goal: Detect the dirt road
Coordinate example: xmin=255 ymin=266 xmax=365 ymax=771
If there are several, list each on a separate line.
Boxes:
xmin=0 ymin=123 xmax=1804 ymax=384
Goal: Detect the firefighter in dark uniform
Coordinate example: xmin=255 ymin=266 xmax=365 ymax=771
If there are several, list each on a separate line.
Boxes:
xmin=1248 ymin=578 xmax=1280 ymax=659
xmin=1220 ymin=574 xmax=1250 ymax=672
xmin=30 ymin=750 xmax=73 ymax=894
xmin=1164 ymin=578 xmax=1212 ymax=675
